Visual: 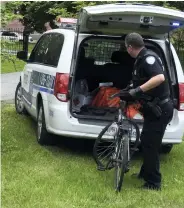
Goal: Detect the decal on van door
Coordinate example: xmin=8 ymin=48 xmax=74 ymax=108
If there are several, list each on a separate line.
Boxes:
xmin=22 ymin=71 xmax=55 ymax=107
xmin=32 ymin=71 xmax=55 ymax=94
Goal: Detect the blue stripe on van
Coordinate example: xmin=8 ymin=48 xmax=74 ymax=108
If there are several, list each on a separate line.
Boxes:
xmin=33 ymin=84 xmax=54 ymax=94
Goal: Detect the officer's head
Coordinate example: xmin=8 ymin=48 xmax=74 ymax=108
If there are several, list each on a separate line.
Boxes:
xmin=125 ymin=33 xmax=145 ymax=58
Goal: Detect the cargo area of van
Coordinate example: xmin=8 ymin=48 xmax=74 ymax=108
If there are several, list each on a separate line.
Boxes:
xmin=70 ymin=36 xmax=172 ymax=121
xmin=68 ymin=3 xmax=184 ymax=123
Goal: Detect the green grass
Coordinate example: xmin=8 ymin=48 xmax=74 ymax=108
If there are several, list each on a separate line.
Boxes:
xmin=2 ymin=104 xmax=184 ymax=208
xmin=28 ymin=42 xmax=36 ymax=53
xmin=1 ymin=58 xmax=25 ymax=74
xmin=1 ymin=41 xmax=36 ymax=74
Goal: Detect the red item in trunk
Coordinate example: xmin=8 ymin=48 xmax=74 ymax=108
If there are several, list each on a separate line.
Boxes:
xmin=91 ymin=87 xmax=120 ymax=108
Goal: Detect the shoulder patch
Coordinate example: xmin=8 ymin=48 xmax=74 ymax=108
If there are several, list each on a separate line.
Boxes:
xmin=146 ymin=56 xmax=156 ymax=65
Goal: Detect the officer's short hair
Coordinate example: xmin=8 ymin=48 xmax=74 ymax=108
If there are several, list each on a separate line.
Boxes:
xmin=125 ymin=33 xmax=145 ymax=49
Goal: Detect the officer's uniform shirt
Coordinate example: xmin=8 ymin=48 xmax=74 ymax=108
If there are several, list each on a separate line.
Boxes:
xmin=133 ymin=48 xmax=170 ymax=100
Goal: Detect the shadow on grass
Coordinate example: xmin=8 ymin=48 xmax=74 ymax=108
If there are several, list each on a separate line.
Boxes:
xmin=24 ymin=114 xmax=170 ymax=164
xmin=28 ymin=117 xmax=95 ymax=157
xmin=49 ymin=136 xmax=95 ymax=157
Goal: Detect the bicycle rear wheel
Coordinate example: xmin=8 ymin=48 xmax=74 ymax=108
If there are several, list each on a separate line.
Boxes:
xmin=93 ymin=122 xmax=117 ymax=171
xmin=114 ymin=133 xmax=129 ymax=192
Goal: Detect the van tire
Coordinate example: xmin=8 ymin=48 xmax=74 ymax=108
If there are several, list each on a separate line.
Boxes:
xmin=37 ymin=101 xmax=51 ymax=145
xmin=161 ymin=144 xmax=173 ymax=154
xmin=15 ymin=82 xmax=28 ymax=115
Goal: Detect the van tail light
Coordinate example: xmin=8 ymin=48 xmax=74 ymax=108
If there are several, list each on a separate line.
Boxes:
xmin=54 ymin=73 xmax=69 ymax=102
xmin=179 ymin=83 xmax=184 ymax=111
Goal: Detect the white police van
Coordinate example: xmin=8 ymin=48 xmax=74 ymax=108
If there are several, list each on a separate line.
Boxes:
xmin=15 ymin=3 xmax=184 ymax=153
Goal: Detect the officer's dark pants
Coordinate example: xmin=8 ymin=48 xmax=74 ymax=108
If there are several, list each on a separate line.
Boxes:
xmin=139 ymin=100 xmax=174 ymax=187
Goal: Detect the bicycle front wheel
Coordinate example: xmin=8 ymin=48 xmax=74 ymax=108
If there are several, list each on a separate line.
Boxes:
xmin=114 ymin=133 xmax=129 ymax=192
xmin=93 ymin=122 xmax=117 ymax=171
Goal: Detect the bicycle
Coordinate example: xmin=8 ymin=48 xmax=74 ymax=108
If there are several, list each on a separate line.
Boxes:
xmin=93 ymin=91 xmax=140 ymax=192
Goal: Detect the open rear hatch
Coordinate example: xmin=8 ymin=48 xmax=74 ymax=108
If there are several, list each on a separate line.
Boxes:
xmin=78 ymin=3 xmax=184 ymax=37
xmin=70 ymin=3 xmax=184 ymax=121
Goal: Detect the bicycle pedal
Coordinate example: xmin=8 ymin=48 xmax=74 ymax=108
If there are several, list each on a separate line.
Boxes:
xmin=125 ymin=167 xmax=130 ymax=173
xmin=97 ymin=166 xmax=105 ymax=171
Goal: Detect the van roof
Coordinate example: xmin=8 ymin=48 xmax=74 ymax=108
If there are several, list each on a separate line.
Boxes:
xmin=44 ymin=28 xmax=75 ymax=35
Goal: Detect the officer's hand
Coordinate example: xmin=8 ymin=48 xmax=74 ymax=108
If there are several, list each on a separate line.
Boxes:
xmin=119 ymin=90 xmax=131 ymax=97
xmin=119 ymin=90 xmax=135 ymax=101
xmin=129 ymin=87 xmax=143 ymax=99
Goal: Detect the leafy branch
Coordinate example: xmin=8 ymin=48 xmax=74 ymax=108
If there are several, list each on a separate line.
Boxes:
xmin=1 ymin=40 xmax=18 ymax=72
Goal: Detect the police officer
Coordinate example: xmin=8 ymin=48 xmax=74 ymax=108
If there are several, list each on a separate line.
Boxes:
xmin=124 ymin=33 xmax=174 ymax=190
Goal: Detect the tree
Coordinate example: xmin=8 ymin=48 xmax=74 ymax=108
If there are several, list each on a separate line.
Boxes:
xmin=2 ymin=1 xmax=116 ymax=33
xmin=2 ymin=1 xmax=184 ymax=46
xmin=1 ymin=2 xmax=23 ymax=27
xmin=1 ymin=40 xmax=19 ymax=71
xmin=3 ymin=1 xmax=184 ymax=32
xmin=171 ymin=29 xmax=184 ymax=53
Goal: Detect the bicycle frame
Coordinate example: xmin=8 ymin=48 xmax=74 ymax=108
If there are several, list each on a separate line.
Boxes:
xmin=93 ymin=94 xmax=141 ymax=192
xmin=105 ymin=101 xmax=130 ymax=169
xmin=116 ymin=101 xmax=131 ymax=163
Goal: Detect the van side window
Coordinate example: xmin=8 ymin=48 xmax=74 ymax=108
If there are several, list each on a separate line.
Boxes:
xmin=29 ymin=33 xmax=64 ymax=67
xmin=29 ymin=34 xmax=51 ymax=64
xmin=44 ymin=33 xmax=64 ymax=66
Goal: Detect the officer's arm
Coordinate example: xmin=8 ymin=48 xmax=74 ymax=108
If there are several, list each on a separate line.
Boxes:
xmin=140 ymin=74 xmax=165 ymax=92
xmin=140 ymin=56 xmax=165 ymax=92
xmin=129 ymin=56 xmax=165 ymax=97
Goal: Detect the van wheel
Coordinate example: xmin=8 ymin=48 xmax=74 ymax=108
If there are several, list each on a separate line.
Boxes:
xmin=37 ymin=102 xmax=51 ymax=145
xmin=15 ymin=82 xmax=27 ymax=114
xmin=161 ymin=144 xmax=173 ymax=154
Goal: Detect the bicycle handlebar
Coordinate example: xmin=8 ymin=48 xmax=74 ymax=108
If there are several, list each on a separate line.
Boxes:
xmin=109 ymin=85 xmax=132 ymax=100
xmin=110 ymin=91 xmax=130 ymax=99
xmin=110 ymin=88 xmax=153 ymax=102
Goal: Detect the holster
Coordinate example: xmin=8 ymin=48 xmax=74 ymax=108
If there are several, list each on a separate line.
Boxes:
xmin=146 ymin=102 xmax=162 ymax=118
xmin=140 ymin=97 xmax=162 ymax=118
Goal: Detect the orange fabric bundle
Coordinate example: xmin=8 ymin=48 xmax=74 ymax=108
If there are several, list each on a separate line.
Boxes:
xmin=126 ymin=103 xmax=143 ymax=119
xmin=91 ymin=87 xmax=120 ymax=108
xmin=91 ymin=87 xmax=143 ymax=119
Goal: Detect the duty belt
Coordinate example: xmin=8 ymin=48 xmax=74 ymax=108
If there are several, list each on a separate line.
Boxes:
xmin=158 ymin=98 xmax=171 ymax=105
xmin=140 ymin=97 xmax=171 ymax=118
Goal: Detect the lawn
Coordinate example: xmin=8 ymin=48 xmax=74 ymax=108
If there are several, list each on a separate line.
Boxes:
xmin=1 ymin=104 xmax=184 ymax=208
xmin=1 ymin=58 xmax=25 ymax=74
xmin=1 ymin=41 xmax=35 ymax=74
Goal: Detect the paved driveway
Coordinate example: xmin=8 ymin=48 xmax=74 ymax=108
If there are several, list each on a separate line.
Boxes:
xmin=0 ymin=72 xmax=21 ymax=101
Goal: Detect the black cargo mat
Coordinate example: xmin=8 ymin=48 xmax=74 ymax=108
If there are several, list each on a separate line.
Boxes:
xmin=73 ymin=105 xmax=144 ymax=123
xmin=74 ymin=106 xmax=118 ymax=120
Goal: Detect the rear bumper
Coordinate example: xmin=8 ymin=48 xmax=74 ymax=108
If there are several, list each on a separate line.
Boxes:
xmin=45 ymin=101 xmax=184 ymax=144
